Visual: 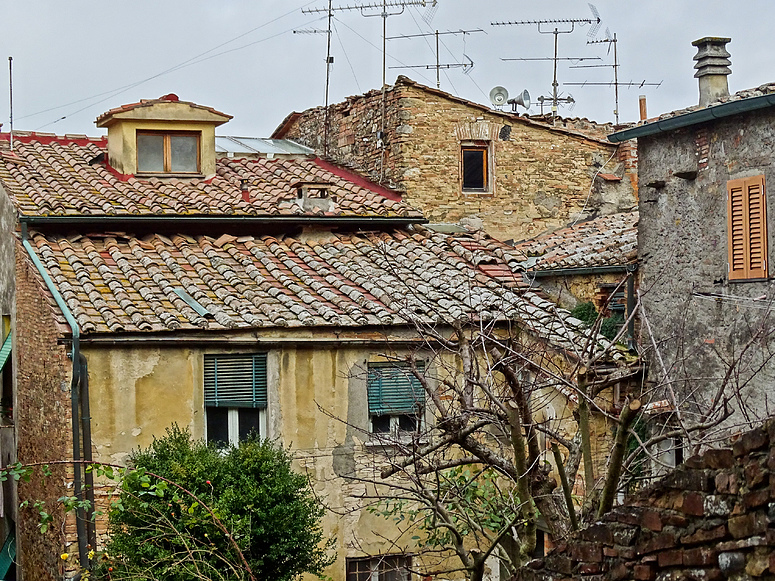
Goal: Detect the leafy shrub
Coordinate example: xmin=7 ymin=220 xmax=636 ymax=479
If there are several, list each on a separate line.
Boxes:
xmin=600 ymin=312 xmax=625 ymax=341
xmin=98 ymin=426 xmax=334 ymax=581
xmin=570 ymin=301 xmax=598 ymax=326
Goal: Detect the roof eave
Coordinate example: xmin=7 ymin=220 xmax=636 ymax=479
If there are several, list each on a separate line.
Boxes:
xmin=608 ymin=92 xmax=775 ymax=142
xmin=18 ymin=214 xmax=428 ymax=227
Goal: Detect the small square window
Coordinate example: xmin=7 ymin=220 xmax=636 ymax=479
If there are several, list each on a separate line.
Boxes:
xmin=346 ymin=555 xmax=411 ymax=581
xmin=460 ymin=141 xmax=491 ymax=192
xmin=204 ymin=354 xmax=267 ymax=446
xmin=137 ymin=131 xmax=200 ymax=174
xmin=367 ymin=362 xmax=424 ymax=435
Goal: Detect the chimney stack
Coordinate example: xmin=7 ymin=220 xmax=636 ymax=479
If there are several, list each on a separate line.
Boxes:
xmin=638 ymin=95 xmax=647 ymax=121
xmin=692 ymin=37 xmax=731 ymax=107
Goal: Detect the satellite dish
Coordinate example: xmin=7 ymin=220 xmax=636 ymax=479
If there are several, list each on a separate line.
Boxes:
xmin=489 ymin=86 xmax=509 ymax=107
xmin=507 ymin=89 xmax=531 ymax=110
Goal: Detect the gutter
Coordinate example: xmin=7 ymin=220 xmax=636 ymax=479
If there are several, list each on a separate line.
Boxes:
xmin=18 ymin=215 xmax=427 ymax=228
xmin=608 ymin=92 xmax=775 ymax=142
xmin=20 ymin=224 xmax=93 ymax=571
xmin=529 ymin=264 xmax=633 ymax=278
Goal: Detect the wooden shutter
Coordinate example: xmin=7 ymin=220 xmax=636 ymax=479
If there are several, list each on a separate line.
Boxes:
xmin=367 ymin=363 xmax=424 ymax=415
xmin=204 ymin=354 xmax=267 ymax=408
xmin=727 ymin=176 xmax=768 ymax=280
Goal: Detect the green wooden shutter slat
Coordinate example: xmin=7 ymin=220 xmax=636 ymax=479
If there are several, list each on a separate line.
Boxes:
xmin=204 ymin=354 xmax=267 ymax=408
xmin=0 ymin=333 xmax=11 ymax=372
xmin=368 ymin=363 xmax=424 ymax=415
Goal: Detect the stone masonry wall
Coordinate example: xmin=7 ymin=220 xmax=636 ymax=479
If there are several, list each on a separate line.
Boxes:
xmin=15 ymin=242 xmax=73 ymax=581
xmin=281 ymin=78 xmax=637 ymax=242
xmin=637 ymin=108 xmax=775 ymax=425
xmin=516 ymin=419 xmax=775 ymax=581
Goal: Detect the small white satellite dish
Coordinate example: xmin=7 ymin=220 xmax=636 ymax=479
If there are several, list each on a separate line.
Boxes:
xmin=507 ymin=89 xmax=531 ymax=110
xmin=489 ymin=86 xmax=509 ymax=107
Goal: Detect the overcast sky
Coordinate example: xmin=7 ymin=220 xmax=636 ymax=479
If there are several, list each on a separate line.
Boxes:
xmin=2 ymin=1 xmax=772 ymax=138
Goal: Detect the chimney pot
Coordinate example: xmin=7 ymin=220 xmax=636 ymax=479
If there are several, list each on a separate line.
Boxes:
xmin=240 ymin=179 xmax=250 ymax=203
xmin=638 ymin=95 xmax=647 ymax=121
xmin=692 ymin=37 xmax=731 ymax=107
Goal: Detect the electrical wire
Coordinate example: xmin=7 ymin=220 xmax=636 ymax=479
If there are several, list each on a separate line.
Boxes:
xmin=34 ymin=1 xmax=320 ymax=129
xmin=333 ymin=20 xmax=363 ymax=93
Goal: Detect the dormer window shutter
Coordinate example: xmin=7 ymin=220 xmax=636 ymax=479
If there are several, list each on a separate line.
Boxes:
xmin=727 ymin=175 xmax=768 ymax=280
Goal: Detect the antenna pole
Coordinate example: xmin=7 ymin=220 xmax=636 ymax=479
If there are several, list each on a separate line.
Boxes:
xmin=8 ymin=56 xmax=13 ymax=151
xmin=435 ymin=31 xmax=440 ymax=88
xmin=552 ymin=29 xmax=559 ymax=120
xmin=613 ymin=33 xmax=619 ymax=125
xmin=324 ymin=0 xmax=333 ymax=157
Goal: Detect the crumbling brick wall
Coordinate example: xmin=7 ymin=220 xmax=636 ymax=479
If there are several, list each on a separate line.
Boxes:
xmin=280 ymin=77 xmax=637 ymax=242
xmin=515 ymin=419 xmax=775 ymax=581
xmin=15 ymin=242 xmax=74 ymax=581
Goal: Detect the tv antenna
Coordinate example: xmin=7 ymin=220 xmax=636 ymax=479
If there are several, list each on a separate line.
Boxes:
xmin=493 ymin=3 xmax=602 ymax=122
xmin=565 ymin=29 xmax=661 ymax=125
xmin=386 ymin=29 xmax=484 ymax=89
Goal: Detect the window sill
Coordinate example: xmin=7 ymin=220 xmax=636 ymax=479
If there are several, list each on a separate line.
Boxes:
xmin=461 ymin=189 xmax=494 ymax=197
xmin=726 ymin=277 xmax=771 ymax=284
xmin=136 ymin=172 xmax=205 ymax=179
xmin=364 ymin=433 xmax=429 ymax=450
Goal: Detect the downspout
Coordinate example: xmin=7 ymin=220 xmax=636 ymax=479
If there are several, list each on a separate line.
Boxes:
xmin=20 ymin=224 xmax=91 ymax=570
xmin=79 ymin=354 xmax=97 ymax=554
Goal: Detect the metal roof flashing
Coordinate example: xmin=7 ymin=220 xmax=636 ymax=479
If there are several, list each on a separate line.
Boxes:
xmin=608 ymin=91 xmax=775 ymax=142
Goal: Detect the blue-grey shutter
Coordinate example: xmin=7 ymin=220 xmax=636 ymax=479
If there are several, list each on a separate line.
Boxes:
xmin=367 ymin=363 xmax=424 ymax=415
xmin=204 ymin=354 xmax=267 ymax=408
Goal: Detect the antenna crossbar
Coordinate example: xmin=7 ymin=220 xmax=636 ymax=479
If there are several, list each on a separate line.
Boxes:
xmin=386 ymin=28 xmax=484 ymax=40
xmin=492 ymin=18 xmax=597 ymax=26
xmin=503 ymin=57 xmax=600 ymax=62
xmin=303 ymin=0 xmax=429 ymax=14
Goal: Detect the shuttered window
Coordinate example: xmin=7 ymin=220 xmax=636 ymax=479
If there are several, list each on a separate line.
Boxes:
xmin=727 ymin=176 xmax=768 ymax=280
xmin=367 ymin=362 xmax=424 ymax=416
xmin=204 ymin=354 xmax=267 ymax=408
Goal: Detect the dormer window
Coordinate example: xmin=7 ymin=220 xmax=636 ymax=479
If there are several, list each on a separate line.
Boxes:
xmin=137 ymin=131 xmax=200 ymax=174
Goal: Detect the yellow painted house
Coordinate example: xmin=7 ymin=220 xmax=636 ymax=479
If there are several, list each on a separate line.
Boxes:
xmin=0 ymin=96 xmax=631 ymax=581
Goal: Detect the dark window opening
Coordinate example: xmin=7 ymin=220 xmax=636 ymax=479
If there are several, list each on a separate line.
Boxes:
xmin=462 ymin=146 xmax=488 ymax=191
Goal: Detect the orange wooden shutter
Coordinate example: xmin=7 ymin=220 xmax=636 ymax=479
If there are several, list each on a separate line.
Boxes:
xmin=727 ymin=175 xmax=767 ymax=280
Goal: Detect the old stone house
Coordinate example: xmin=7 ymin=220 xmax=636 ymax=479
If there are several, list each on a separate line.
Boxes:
xmin=0 ymin=95 xmax=634 ymax=580
xmin=609 ymin=37 xmax=775 ymax=437
xmin=272 ymin=76 xmax=638 ymax=243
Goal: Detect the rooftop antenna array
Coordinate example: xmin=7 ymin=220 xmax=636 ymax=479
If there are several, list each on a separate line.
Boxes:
xmin=493 ymin=3 xmax=601 ymax=122
xmin=386 ymin=29 xmax=484 ymax=89
xmin=302 ymin=0 xmax=435 ymax=181
xmin=565 ymin=28 xmax=661 ymax=125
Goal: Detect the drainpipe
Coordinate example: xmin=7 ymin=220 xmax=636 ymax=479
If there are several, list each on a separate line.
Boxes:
xmin=79 ymin=354 xmax=97 ymax=553
xmin=20 ymin=224 xmax=91 ymax=569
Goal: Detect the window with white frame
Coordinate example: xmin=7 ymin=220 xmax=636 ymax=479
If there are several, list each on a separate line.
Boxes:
xmin=367 ymin=362 xmax=424 ymax=435
xmin=204 ymin=354 xmax=267 ymax=447
xmin=346 ymin=555 xmax=411 ymax=581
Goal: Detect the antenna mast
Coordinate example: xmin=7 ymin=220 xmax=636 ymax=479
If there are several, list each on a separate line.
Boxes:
xmin=8 ymin=57 xmax=13 ymax=151
xmin=494 ymin=4 xmax=601 ymax=122
xmin=567 ymin=29 xmax=661 ymax=124
xmin=386 ymin=29 xmax=484 ymax=89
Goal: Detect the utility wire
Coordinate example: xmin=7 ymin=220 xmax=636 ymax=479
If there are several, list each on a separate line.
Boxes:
xmin=34 ymin=1 xmax=318 ymax=129
xmin=333 ymin=20 xmax=363 ymax=93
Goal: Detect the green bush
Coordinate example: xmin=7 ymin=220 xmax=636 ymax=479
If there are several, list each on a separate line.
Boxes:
xmin=570 ymin=301 xmax=598 ymax=326
xmin=600 ymin=312 xmax=625 ymax=341
xmin=98 ymin=426 xmax=334 ymax=581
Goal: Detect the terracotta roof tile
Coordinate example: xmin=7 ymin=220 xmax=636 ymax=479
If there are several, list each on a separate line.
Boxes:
xmin=23 ymin=225 xmax=623 ymax=359
xmin=511 ymin=212 xmax=638 ymax=271
xmin=0 ymin=133 xmax=421 ymax=219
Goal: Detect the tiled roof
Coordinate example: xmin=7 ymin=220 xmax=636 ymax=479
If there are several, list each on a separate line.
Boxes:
xmin=23 ymin=225 xmax=621 ymax=358
xmin=512 ymin=212 xmax=638 ymax=271
xmin=0 ymin=133 xmax=420 ymax=219
xmin=95 ymin=94 xmax=231 ymax=126
xmin=651 ymin=82 xmax=775 ymax=122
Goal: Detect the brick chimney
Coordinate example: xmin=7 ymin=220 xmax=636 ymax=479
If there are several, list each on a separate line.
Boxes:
xmin=692 ymin=37 xmax=731 ymax=107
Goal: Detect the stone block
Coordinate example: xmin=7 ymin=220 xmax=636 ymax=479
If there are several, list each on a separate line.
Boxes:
xmin=681 ymin=492 xmax=705 ymax=516
xmin=743 ymin=488 xmax=770 ymax=509
xmin=633 ymin=564 xmax=655 ymax=581
xmin=576 ymin=562 xmax=602 ymax=575
xmin=733 ymin=427 xmax=769 ymax=457
xmin=580 ymin=523 xmax=613 ymax=544
xmin=657 ymin=549 xmax=683 ymax=567
xmin=569 ymin=541 xmax=603 ymax=563
xmin=728 ymin=512 xmax=768 ymax=539
xmin=641 ymin=510 xmax=663 ymax=532
xmin=746 ymin=550 xmax=770 ymax=576
xmin=680 ymin=524 xmax=727 ymax=545
xmin=637 ymin=532 xmax=677 ymax=555
xmin=703 ymin=494 xmax=732 ymax=516
xmin=744 ymin=458 xmax=766 ymax=488
xmin=703 ymin=448 xmax=734 ymax=469
xmin=683 ymin=547 xmax=717 ymax=567
xmin=718 ymin=552 xmax=746 ymax=574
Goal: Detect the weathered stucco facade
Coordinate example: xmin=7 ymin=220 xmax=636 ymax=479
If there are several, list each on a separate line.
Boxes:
xmin=274 ymin=77 xmax=637 ymax=242
xmin=633 ymin=104 xmax=775 ymax=421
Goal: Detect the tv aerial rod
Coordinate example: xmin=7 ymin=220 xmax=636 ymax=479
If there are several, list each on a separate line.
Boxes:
xmin=387 ymin=29 xmax=484 ymax=88
xmin=494 ymin=4 xmax=602 ymax=121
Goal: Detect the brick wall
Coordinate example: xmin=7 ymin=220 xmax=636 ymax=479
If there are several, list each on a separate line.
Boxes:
xmin=281 ymin=78 xmax=637 ymax=242
xmin=515 ymin=419 xmax=775 ymax=581
xmin=15 ymin=243 xmax=73 ymax=580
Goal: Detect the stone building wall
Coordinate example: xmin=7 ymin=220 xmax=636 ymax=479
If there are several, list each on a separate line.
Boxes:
xmin=637 ymin=107 xmax=775 ymax=422
xmin=515 ymin=419 xmax=775 ymax=581
xmin=14 ymin=244 xmax=73 ymax=581
xmin=278 ymin=78 xmax=637 ymax=242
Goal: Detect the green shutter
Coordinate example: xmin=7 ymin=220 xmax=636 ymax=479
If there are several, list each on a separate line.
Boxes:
xmin=0 ymin=333 xmax=10 ymax=372
xmin=367 ymin=363 xmax=425 ymax=415
xmin=204 ymin=354 xmax=267 ymax=408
